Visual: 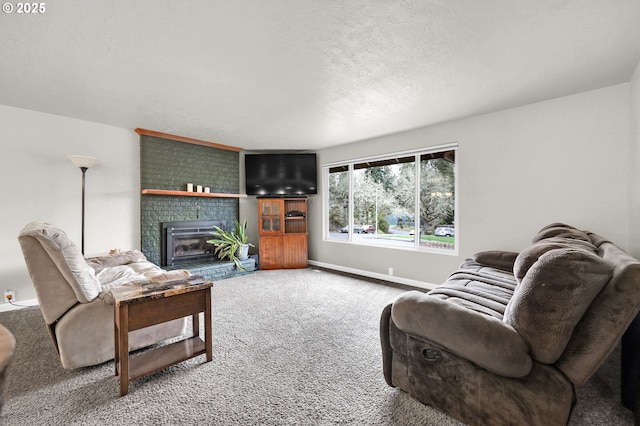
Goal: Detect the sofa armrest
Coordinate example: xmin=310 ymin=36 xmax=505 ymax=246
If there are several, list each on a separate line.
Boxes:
xmin=472 ymin=250 xmax=519 ymax=271
xmin=390 ymin=291 xmax=532 ymax=378
xmin=86 ymin=250 xmax=148 ymax=273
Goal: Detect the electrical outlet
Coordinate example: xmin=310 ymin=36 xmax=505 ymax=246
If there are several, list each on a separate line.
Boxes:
xmin=388 ymin=267 xmax=394 ymax=276
xmin=4 ymin=289 xmax=15 ymax=303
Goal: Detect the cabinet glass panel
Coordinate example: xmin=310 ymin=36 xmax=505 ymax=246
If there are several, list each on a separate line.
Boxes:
xmin=261 ymin=217 xmax=281 ymax=232
xmin=262 ymin=202 xmax=280 ymax=216
xmin=261 ymin=200 xmax=282 ymax=233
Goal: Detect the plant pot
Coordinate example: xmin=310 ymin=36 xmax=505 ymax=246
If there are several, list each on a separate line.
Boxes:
xmin=236 ymin=244 xmax=250 ymax=260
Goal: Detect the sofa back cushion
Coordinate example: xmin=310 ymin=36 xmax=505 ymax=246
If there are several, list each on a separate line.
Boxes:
xmin=530 ymin=223 xmax=592 ymax=244
xmin=19 ymin=222 xmax=101 ymax=304
xmin=513 ymin=237 xmax=598 ymax=280
xmin=504 ymin=245 xmax=612 ymax=364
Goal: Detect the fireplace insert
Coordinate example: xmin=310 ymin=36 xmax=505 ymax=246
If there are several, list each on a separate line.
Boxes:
xmin=161 ymin=220 xmax=227 ymax=266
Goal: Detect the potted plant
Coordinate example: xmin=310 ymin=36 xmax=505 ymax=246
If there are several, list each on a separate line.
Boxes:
xmin=207 ymin=219 xmax=254 ymax=270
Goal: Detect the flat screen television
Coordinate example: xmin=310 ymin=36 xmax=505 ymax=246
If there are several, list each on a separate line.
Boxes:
xmin=245 ymin=153 xmax=317 ymax=196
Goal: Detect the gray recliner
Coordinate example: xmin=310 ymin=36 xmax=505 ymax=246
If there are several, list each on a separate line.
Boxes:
xmin=18 ymin=222 xmax=189 ymax=369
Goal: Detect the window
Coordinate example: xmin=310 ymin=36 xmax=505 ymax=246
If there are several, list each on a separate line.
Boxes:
xmin=325 ymin=145 xmax=457 ymax=252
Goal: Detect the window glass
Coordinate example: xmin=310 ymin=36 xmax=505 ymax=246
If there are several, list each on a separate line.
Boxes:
xmin=326 ymin=147 xmax=456 ymax=252
xmin=328 ymin=167 xmax=349 ymax=240
xmin=419 ymin=151 xmax=455 ymax=249
xmin=352 ymin=156 xmax=415 ymax=247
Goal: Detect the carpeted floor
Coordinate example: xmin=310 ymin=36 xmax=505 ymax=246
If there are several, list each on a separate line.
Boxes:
xmin=0 ymin=268 xmax=634 ymax=425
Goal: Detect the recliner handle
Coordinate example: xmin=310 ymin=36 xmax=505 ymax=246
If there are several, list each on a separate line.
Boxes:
xmin=422 ymin=348 xmax=443 ymax=362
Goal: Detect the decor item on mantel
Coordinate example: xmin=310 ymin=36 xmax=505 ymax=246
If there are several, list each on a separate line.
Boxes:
xmin=67 ymin=155 xmax=98 ymax=254
xmin=207 ymin=219 xmax=254 ymax=270
xmin=141 ymin=189 xmax=246 ymax=198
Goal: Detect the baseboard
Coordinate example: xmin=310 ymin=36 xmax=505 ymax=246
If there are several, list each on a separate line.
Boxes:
xmin=307 ymin=260 xmax=437 ymax=291
xmin=0 ymin=298 xmax=39 ymax=312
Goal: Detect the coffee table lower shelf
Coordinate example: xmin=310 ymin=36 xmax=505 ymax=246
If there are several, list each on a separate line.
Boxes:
xmin=125 ymin=336 xmax=207 ymax=381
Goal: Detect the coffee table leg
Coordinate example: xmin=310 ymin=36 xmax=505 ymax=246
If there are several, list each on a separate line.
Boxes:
xmin=205 ymin=290 xmax=212 ymax=362
xmin=114 ymin=318 xmax=119 ymax=376
xmin=119 ymin=304 xmax=129 ymax=396
xmin=192 ymin=313 xmax=200 ymax=338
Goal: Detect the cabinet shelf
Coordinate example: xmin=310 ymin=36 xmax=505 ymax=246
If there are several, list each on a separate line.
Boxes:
xmin=141 ymin=189 xmax=247 ymax=198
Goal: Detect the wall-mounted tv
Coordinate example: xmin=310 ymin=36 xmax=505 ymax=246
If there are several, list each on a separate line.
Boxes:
xmin=245 ymin=153 xmax=317 ymax=196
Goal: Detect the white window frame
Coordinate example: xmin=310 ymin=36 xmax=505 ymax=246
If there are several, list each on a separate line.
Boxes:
xmin=323 ymin=143 xmax=458 ymax=255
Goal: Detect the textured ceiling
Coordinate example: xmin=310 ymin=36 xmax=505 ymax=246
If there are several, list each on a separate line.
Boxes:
xmin=1 ymin=1 xmax=640 ymax=150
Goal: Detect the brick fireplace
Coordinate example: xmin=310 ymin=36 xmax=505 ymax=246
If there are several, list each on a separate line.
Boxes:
xmin=139 ymin=133 xmax=241 ymax=268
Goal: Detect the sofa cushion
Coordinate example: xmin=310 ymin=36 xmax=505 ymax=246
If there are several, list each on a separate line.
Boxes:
xmin=19 ymin=222 xmax=100 ymax=303
xmin=433 ymin=259 xmax=517 ymax=319
xmin=504 ymin=247 xmax=612 ymax=363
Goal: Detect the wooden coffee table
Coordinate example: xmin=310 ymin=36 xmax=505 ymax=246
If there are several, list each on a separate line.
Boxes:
xmin=112 ymin=275 xmax=213 ymax=396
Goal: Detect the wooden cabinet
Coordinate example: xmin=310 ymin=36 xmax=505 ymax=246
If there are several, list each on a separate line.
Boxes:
xmin=258 ymin=198 xmax=307 ymax=269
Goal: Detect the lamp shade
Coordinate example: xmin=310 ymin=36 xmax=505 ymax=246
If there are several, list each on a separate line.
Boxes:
xmin=67 ymin=155 xmax=98 ymax=169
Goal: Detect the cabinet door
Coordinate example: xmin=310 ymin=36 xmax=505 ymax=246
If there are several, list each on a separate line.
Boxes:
xmin=259 ymin=200 xmax=282 ymax=234
xmin=259 ymin=235 xmax=283 ymax=269
xmin=283 ymin=234 xmax=308 ymax=269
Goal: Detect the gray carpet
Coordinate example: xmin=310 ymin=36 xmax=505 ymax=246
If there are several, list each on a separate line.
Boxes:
xmin=0 ymin=268 xmax=634 ymax=425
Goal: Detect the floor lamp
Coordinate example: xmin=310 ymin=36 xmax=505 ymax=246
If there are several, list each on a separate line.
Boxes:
xmin=67 ymin=155 xmax=99 ymax=254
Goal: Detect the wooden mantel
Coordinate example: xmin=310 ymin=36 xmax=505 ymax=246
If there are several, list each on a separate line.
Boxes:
xmin=141 ymin=189 xmax=247 ymax=198
xmin=135 ymin=128 xmax=243 ymax=153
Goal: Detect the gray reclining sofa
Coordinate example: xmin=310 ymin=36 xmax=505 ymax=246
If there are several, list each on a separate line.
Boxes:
xmin=381 ymin=223 xmax=640 ymax=425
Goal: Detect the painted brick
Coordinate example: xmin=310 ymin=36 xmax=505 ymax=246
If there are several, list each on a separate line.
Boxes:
xmin=140 ymin=136 xmax=240 ymax=267
xmin=165 ymin=258 xmax=256 ymax=281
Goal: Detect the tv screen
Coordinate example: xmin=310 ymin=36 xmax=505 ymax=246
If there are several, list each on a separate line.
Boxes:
xmin=245 ymin=153 xmax=317 ymax=196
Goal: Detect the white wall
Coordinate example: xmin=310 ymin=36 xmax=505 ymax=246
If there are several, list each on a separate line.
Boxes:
xmin=0 ymin=105 xmax=139 ymax=302
xmin=630 ymin=61 xmax=640 ymax=258
xmin=2 ymin=80 xmax=636 ymax=299
xmin=311 ymin=84 xmax=632 ymax=286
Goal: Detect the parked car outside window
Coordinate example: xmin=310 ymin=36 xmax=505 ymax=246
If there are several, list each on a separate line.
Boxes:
xmin=434 ymin=226 xmax=455 ymax=237
xmin=341 ymin=225 xmax=365 ymax=234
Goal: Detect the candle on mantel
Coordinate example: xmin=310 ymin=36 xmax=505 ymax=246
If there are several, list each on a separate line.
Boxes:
xmin=204 ymin=187 xmax=210 ymax=193
xmin=197 ymin=185 xmax=203 ymax=192
xmin=187 ymin=183 xmax=194 ymax=192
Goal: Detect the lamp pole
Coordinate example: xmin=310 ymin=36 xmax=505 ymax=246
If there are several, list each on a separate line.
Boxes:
xmin=68 ymin=155 xmax=98 ymax=255
xmin=80 ymin=166 xmax=88 ymax=254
